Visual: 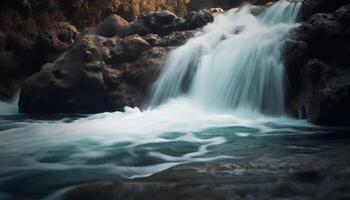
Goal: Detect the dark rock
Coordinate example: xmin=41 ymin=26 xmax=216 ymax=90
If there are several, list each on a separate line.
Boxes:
xmin=19 ymin=34 xmax=174 ymax=114
xmin=35 ymin=22 xmax=79 ymax=62
xmin=285 ymin=4 xmax=350 ymax=126
xmin=95 ymin=14 xmax=130 ymax=37
xmin=129 ymin=9 xmax=213 ymax=37
xmin=300 ymin=0 xmax=350 ymax=21
xmin=0 ymin=51 xmax=20 ymax=101
xmin=111 ymin=35 xmax=151 ymax=63
xmin=183 ymin=9 xmax=214 ymax=30
xmin=130 ymin=10 xmax=184 ymax=36
xmin=143 ymin=34 xmax=162 ymax=46
xmin=303 ymin=60 xmax=350 ymax=126
xmin=0 ymin=33 xmax=39 ymax=101
xmin=0 ymin=31 xmax=6 ymax=51
xmin=157 ymin=30 xmax=198 ymax=46
xmin=283 ymin=39 xmax=309 ymax=113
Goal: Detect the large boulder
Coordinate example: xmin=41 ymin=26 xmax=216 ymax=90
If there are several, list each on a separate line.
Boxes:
xmin=284 ymin=4 xmax=350 ymax=126
xmin=94 ymin=14 xmax=130 ymax=37
xmin=0 ymin=22 xmax=79 ymax=102
xmin=18 ymin=30 xmax=197 ymax=113
xmin=183 ymin=9 xmax=214 ymax=30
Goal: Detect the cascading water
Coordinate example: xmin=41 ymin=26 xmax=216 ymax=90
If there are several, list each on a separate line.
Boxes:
xmin=0 ymin=92 xmax=19 ymax=115
xmin=2 ymin=2 xmax=335 ymax=199
xmin=150 ymin=0 xmax=301 ymax=116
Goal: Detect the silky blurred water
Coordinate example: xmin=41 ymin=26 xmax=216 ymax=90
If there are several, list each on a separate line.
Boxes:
xmin=1 ymin=1 xmax=348 ymax=199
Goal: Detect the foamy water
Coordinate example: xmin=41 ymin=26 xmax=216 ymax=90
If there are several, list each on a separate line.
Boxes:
xmin=0 ymin=1 xmax=329 ymax=198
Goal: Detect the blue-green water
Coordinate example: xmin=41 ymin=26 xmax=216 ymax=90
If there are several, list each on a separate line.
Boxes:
xmin=0 ymin=100 xmax=348 ymax=199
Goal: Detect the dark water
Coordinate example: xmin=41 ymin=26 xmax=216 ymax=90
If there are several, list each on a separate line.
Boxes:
xmin=0 ymin=111 xmax=349 ymax=199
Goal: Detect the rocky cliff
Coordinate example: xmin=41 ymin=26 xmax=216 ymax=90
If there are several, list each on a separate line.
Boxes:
xmin=284 ymin=0 xmax=350 ymax=126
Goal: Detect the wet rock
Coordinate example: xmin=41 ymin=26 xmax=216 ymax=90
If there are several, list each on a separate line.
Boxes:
xmin=157 ymin=30 xmax=198 ymax=46
xmin=95 ymin=14 xmax=130 ymax=37
xmin=183 ymin=9 xmax=214 ymax=30
xmin=284 ymin=4 xmax=350 ymax=126
xmin=208 ymin=7 xmax=225 ymax=15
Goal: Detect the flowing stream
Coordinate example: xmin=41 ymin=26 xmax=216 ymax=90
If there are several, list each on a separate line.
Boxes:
xmin=150 ymin=1 xmax=301 ymax=116
xmin=2 ymin=1 xmax=349 ymax=199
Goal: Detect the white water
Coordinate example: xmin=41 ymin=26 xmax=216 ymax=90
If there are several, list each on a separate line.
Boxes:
xmin=0 ymin=1 xmax=306 ymax=181
xmin=150 ymin=0 xmax=301 ymax=116
xmin=0 ymin=92 xmax=19 ymax=115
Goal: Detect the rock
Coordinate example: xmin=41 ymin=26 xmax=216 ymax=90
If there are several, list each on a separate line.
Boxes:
xmin=300 ymin=0 xmax=350 ymax=20
xmin=130 ymin=10 xmax=184 ymax=36
xmin=157 ymin=30 xmax=198 ymax=46
xmin=129 ymin=9 xmax=213 ymax=36
xmin=143 ymin=34 xmax=162 ymax=46
xmin=0 ymin=33 xmax=39 ymax=101
xmin=111 ymin=35 xmax=151 ymax=63
xmin=303 ymin=59 xmax=350 ymax=126
xmin=19 ymin=34 xmax=174 ymax=114
xmin=208 ymin=8 xmax=225 ymax=15
xmin=284 ymin=4 xmax=350 ymax=126
xmin=0 ymin=31 xmax=6 ymax=51
xmin=0 ymin=51 xmax=20 ymax=101
xmin=35 ymin=22 xmax=79 ymax=62
xmin=95 ymin=14 xmax=130 ymax=37
xmin=282 ymin=39 xmax=309 ymax=110
xmin=183 ymin=9 xmax=214 ymax=30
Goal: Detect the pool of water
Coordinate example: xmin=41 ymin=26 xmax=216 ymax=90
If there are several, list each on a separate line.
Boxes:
xmin=0 ymin=99 xmax=348 ymax=199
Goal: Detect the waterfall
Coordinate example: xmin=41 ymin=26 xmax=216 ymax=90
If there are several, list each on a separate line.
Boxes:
xmin=149 ymin=0 xmax=301 ymax=116
xmin=0 ymin=92 xmax=19 ymax=115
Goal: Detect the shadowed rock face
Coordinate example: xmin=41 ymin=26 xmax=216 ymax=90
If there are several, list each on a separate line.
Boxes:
xmin=0 ymin=0 xmax=191 ymax=102
xmin=18 ymin=35 xmax=172 ymax=114
xmin=18 ymin=9 xmax=205 ymax=114
xmin=0 ymin=22 xmax=79 ymax=102
xmin=284 ymin=2 xmax=350 ymax=126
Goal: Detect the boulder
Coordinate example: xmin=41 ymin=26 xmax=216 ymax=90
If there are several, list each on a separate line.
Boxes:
xmin=130 ymin=10 xmax=184 ymax=36
xmin=18 ymin=34 xmax=176 ymax=114
xmin=129 ymin=9 xmax=213 ymax=36
xmin=302 ymin=59 xmax=350 ymax=126
xmin=111 ymin=35 xmax=151 ymax=63
xmin=284 ymin=4 xmax=350 ymax=126
xmin=183 ymin=9 xmax=214 ymax=30
xmin=299 ymin=0 xmax=350 ymax=20
xmin=95 ymin=14 xmax=130 ymax=37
